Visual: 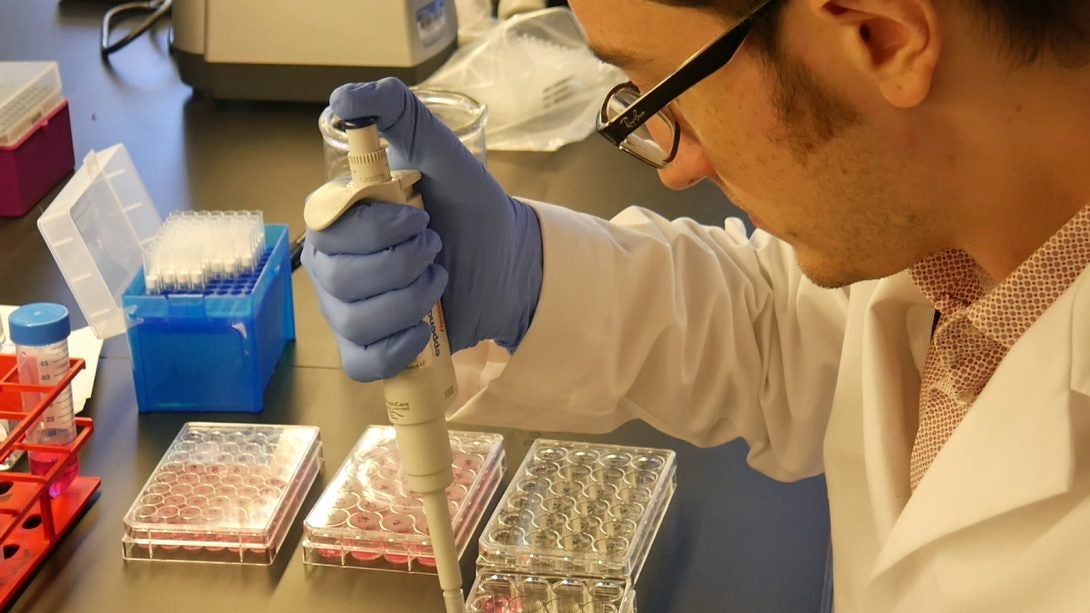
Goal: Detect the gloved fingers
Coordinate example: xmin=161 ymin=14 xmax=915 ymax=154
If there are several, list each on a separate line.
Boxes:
xmin=305 ymin=201 xmax=430 ymax=256
xmin=305 ymin=230 xmax=441 ymax=302
xmin=311 ymin=263 xmax=448 ymax=347
xmin=330 ymin=78 xmax=489 ymax=188
xmin=333 ymin=322 xmax=432 ymax=382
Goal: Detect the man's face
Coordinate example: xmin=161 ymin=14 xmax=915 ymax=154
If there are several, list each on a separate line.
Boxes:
xmin=570 ymin=0 xmax=950 ymax=287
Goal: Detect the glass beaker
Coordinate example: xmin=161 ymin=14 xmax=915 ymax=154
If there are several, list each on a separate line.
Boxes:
xmin=319 ymin=88 xmax=488 ymax=180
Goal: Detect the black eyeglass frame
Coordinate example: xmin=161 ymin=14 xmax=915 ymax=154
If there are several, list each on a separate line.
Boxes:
xmin=596 ymin=0 xmax=786 ymax=167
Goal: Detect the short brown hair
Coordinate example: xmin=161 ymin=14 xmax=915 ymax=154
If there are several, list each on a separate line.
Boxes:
xmin=656 ymin=0 xmax=1090 ymax=66
xmin=652 ymin=0 xmax=783 ymax=54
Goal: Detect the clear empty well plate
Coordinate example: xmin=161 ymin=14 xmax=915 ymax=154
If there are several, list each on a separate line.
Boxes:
xmin=467 ymin=572 xmax=635 ymax=613
xmin=301 ymin=425 xmax=505 ymax=572
xmin=122 ymin=422 xmax=322 ymax=564
xmin=477 ymin=439 xmax=676 ymax=582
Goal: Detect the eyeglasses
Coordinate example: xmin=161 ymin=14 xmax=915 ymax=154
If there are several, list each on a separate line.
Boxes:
xmin=596 ymin=0 xmax=785 ymax=168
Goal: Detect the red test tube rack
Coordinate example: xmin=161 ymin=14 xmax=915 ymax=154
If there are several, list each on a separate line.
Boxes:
xmin=0 ymin=354 xmax=99 ymax=609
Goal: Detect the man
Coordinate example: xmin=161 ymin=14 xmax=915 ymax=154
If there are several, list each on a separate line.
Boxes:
xmin=302 ymin=0 xmax=1090 ymax=610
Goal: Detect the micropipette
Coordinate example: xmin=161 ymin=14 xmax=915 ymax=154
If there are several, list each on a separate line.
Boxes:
xmin=305 ymin=118 xmax=465 ymax=613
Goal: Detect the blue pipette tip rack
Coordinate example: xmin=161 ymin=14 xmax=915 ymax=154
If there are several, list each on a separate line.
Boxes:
xmin=122 ymin=224 xmax=296 ymax=413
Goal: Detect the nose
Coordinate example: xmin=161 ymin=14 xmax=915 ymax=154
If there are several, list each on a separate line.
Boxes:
xmin=657 ymin=132 xmax=715 ymax=190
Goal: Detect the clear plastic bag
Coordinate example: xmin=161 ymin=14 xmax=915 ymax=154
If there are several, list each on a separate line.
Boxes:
xmin=421 ymin=8 xmax=625 ymax=152
xmin=454 ymin=0 xmax=496 ymax=45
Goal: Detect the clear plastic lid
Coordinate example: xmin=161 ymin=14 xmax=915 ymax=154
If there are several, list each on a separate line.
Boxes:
xmin=302 ymin=425 xmax=505 ymax=572
xmin=0 ymin=61 xmax=63 ymax=147
xmin=477 ymin=439 xmax=676 ymax=582
xmin=37 ymin=144 xmax=162 ymax=339
xmin=122 ymin=423 xmax=322 ymax=565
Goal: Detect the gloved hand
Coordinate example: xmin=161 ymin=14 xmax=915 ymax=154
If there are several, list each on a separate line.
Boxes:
xmin=302 ymin=77 xmax=544 ymax=382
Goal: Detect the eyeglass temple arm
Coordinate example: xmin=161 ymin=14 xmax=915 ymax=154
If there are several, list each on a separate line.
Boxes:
xmin=599 ymin=0 xmax=780 ymax=146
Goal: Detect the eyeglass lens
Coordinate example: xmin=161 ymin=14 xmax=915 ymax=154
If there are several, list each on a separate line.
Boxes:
xmin=604 ymin=87 xmax=676 ymax=165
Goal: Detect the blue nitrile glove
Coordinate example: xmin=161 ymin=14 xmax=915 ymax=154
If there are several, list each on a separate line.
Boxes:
xmin=302 ymin=78 xmax=544 ymax=382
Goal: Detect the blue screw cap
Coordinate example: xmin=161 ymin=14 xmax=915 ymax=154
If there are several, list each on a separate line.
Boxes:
xmin=9 ymin=303 xmax=71 ymax=346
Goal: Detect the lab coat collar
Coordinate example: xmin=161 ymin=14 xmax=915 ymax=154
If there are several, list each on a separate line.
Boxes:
xmin=859 ymin=272 xmax=933 ymax=536
xmin=865 ymin=268 xmax=1086 ymax=581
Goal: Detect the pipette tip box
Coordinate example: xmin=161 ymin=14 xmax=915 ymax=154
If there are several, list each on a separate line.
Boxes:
xmin=122 ymin=223 xmax=294 ymax=413
xmin=37 ymin=144 xmax=296 ymax=413
xmin=468 ymin=439 xmax=677 ymax=612
xmin=122 ymin=423 xmax=321 ymax=565
xmin=301 ymin=425 xmax=505 ymax=573
xmin=0 ymin=61 xmax=74 ymax=218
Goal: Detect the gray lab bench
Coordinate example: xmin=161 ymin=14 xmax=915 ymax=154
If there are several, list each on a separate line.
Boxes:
xmin=0 ymin=3 xmax=829 ymax=611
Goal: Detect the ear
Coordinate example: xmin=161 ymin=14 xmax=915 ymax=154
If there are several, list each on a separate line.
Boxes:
xmin=808 ymin=0 xmax=941 ymax=108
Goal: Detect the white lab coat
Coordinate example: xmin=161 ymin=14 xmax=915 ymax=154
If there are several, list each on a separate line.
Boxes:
xmin=449 ymin=202 xmax=1090 ymax=613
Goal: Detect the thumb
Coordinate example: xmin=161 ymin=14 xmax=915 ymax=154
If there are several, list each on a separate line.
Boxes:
xmin=330 ymin=78 xmax=484 ymax=187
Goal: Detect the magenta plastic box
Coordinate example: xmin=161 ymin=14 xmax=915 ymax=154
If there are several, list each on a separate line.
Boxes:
xmin=0 ymin=62 xmax=74 ymax=218
xmin=301 ymin=425 xmax=505 ymax=573
xmin=122 ymin=423 xmax=322 ymax=565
